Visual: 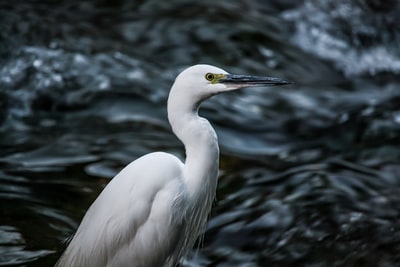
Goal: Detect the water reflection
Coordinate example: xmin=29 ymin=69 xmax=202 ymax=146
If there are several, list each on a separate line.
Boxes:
xmin=0 ymin=0 xmax=400 ymax=266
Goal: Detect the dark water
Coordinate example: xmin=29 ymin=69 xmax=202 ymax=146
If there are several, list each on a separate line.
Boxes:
xmin=1 ymin=0 xmax=400 ymax=266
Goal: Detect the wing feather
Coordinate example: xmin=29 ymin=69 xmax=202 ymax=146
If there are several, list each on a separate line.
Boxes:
xmin=56 ymin=152 xmax=187 ymax=267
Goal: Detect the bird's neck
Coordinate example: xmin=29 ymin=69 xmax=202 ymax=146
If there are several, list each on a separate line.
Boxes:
xmin=167 ymin=95 xmax=219 ymax=199
xmin=167 ymin=86 xmax=220 ymax=254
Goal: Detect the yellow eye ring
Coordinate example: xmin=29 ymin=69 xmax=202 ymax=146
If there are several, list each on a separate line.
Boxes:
xmin=205 ymin=73 xmax=215 ymax=81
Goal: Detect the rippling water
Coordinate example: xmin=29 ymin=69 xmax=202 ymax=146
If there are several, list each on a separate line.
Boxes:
xmin=1 ymin=0 xmax=400 ymax=266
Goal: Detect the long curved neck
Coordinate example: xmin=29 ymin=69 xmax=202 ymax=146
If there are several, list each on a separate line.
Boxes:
xmin=167 ymin=80 xmax=220 ymax=258
xmin=167 ymin=90 xmax=219 ymax=199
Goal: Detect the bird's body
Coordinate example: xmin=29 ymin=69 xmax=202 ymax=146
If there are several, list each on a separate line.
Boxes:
xmin=56 ymin=64 xmax=289 ymax=267
xmin=57 ymin=152 xmax=186 ymax=267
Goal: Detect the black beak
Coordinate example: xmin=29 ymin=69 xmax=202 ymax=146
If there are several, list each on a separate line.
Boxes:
xmin=219 ymin=74 xmax=292 ymax=86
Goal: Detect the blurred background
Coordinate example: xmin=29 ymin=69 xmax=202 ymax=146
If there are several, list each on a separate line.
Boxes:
xmin=1 ymin=0 xmax=400 ymax=266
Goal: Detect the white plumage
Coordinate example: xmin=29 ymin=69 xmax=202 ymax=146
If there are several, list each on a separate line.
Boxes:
xmin=56 ymin=64 xmax=289 ymax=267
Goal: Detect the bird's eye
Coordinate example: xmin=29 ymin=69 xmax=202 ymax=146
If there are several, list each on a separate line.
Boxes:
xmin=205 ymin=73 xmax=215 ymax=81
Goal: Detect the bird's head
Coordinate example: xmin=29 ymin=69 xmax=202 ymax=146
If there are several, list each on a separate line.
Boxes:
xmin=170 ymin=64 xmax=291 ymax=103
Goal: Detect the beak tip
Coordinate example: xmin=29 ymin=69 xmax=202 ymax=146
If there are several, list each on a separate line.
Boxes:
xmin=269 ymin=78 xmax=293 ymax=86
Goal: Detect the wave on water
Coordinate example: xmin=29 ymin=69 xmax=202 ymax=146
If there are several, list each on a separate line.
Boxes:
xmin=283 ymin=0 xmax=400 ymax=76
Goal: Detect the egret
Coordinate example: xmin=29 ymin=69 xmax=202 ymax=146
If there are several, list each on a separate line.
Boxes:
xmin=56 ymin=64 xmax=290 ymax=267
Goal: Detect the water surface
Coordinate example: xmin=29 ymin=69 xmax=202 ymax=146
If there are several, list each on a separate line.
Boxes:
xmin=1 ymin=0 xmax=400 ymax=266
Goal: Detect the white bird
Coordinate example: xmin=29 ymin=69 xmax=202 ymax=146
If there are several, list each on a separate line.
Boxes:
xmin=56 ymin=64 xmax=290 ymax=267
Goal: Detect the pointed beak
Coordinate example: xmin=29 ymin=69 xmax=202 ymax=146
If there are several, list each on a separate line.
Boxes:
xmin=219 ymin=74 xmax=291 ymax=87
